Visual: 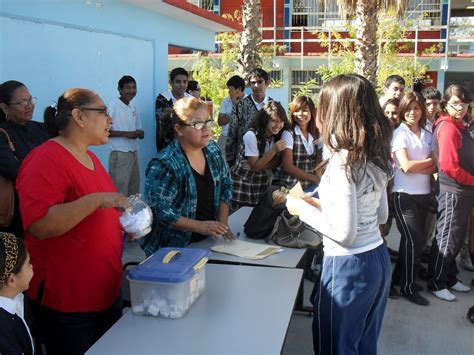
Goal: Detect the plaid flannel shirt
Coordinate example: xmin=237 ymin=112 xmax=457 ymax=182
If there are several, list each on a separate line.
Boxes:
xmin=140 ymin=139 xmax=233 ymax=256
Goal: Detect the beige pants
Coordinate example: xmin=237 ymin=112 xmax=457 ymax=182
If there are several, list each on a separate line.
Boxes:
xmin=109 ymin=151 xmax=140 ymax=197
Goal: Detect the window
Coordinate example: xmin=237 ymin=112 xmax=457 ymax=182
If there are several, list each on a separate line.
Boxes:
xmin=187 ymin=0 xmax=214 ymax=11
xmin=290 ymin=70 xmax=322 ymax=98
xmin=405 ymin=0 xmax=442 ymax=26
xmin=268 ymin=70 xmax=283 ymax=82
xmin=291 ymin=0 xmax=341 ymax=28
xmin=291 ymin=0 xmax=441 ymax=28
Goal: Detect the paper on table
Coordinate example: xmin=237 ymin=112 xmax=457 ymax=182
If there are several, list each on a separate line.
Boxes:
xmin=289 ymin=182 xmax=319 ymax=198
xmin=211 ymin=240 xmax=282 ymax=260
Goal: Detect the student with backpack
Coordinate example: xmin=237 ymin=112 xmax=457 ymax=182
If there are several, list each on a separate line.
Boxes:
xmin=231 ymin=101 xmax=289 ymax=210
xmin=286 ymin=74 xmax=392 ymax=354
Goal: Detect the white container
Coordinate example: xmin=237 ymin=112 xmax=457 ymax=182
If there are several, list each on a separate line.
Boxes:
xmin=127 ymin=248 xmax=210 ymax=319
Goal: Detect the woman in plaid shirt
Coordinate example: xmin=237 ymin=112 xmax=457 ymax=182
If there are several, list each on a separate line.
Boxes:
xmin=140 ymin=98 xmax=234 ymax=256
xmin=231 ymin=101 xmax=290 ymax=210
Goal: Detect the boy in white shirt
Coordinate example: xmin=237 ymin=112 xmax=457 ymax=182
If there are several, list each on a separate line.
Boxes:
xmin=217 ymin=75 xmax=246 ymax=156
xmin=379 ymin=74 xmax=405 ymax=107
xmin=108 ymin=76 xmax=144 ymax=196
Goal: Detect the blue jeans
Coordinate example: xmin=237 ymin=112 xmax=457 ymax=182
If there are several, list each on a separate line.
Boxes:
xmin=312 ymin=244 xmax=391 ymax=355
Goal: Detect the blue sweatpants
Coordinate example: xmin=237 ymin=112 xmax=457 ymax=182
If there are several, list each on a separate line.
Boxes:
xmin=312 ymin=244 xmax=391 ymax=355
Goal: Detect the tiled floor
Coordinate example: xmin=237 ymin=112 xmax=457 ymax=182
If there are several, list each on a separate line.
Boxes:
xmin=123 ymin=225 xmax=474 ymax=355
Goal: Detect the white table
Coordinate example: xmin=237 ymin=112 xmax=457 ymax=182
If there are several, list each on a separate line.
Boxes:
xmin=189 ymin=207 xmax=308 ymax=268
xmin=87 ymin=264 xmax=303 ymax=355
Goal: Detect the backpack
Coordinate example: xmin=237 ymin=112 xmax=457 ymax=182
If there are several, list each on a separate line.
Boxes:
xmin=244 ymin=186 xmax=287 ymax=239
xmin=244 ymin=185 xmax=322 ymax=249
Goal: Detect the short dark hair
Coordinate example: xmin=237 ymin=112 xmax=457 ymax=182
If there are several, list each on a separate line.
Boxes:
xmin=186 ymin=80 xmax=200 ymax=92
xmin=247 ymin=68 xmax=269 ymax=83
xmin=384 ymin=75 xmax=406 ymax=88
xmin=0 ymin=80 xmax=26 ymax=122
xmin=441 ymin=84 xmax=472 ymax=115
xmin=169 ymin=68 xmax=189 ymax=82
xmin=118 ymin=76 xmax=136 ymax=89
xmin=382 ymin=98 xmax=400 ymax=110
xmin=226 ymin=75 xmax=246 ymax=91
xmin=44 ymin=88 xmax=98 ymax=138
xmin=421 ymin=87 xmax=441 ymax=101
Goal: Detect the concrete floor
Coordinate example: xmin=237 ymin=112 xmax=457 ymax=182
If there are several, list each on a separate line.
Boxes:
xmin=123 ymin=224 xmax=474 ymax=355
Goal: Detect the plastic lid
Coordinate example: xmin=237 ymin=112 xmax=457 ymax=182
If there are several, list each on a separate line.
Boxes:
xmin=128 ymin=247 xmax=211 ymax=283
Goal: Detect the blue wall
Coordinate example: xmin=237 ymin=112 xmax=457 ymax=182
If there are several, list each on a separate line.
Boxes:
xmin=0 ymin=0 xmax=219 ymax=192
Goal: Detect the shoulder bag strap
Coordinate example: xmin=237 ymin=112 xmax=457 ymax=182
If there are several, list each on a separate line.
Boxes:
xmin=0 ymin=128 xmax=16 ymax=154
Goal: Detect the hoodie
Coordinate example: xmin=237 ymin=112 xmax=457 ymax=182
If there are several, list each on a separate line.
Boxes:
xmin=432 ymin=114 xmax=474 ymax=196
xmin=296 ymin=150 xmax=389 ymax=256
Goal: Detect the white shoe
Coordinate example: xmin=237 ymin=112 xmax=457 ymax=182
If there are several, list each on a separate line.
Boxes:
xmin=449 ymin=281 xmax=471 ymax=293
xmin=430 ymin=289 xmax=456 ymax=302
xmin=460 ymin=256 xmax=474 ymax=271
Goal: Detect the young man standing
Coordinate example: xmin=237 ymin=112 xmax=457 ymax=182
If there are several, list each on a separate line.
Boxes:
xmin=379 ymin=75 xmax=405 ymax=107
xmin=108 ymin=75 xmax=144 ymax=197
xmin=217 ymin=75 xmax=246 ymax=157
xmin=155 ymin=67 xmax=193 ymax=150
xmin=225 ymin=68 xmax=272 ymax=167
xmin=421 ymin=87 xmax=441 ymax=133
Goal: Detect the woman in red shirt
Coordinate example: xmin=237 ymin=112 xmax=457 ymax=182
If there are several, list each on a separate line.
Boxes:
xmin=16 ymin=88 xmax=129 ymax=355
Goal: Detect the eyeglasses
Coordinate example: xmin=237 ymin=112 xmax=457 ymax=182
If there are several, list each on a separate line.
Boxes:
xmin=81 ymin=107 xmax=109 ymax=115
xmin=448 ymin=102 xmax=469 ymax=109
xmin=9 ymin=97 xmax=37 ymax=108
xmin=179 ymin=119 xmax=213 ymax=130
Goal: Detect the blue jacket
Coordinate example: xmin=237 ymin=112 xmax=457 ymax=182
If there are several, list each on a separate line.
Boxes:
xmin=140 ymin=139 xmax=232 ymax=256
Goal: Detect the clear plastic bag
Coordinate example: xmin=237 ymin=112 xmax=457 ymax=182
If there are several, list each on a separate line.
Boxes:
xmin=119 ymin=195 xmax=153 ymax=238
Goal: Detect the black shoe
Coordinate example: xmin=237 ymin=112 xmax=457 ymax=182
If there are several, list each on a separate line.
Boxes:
xmin=304 ymin=269 xmax=318 ymax=283
xmin=421 ymin=248 xmax=431 ymax=263
xmin=418 ymin=267 xmax=428 ymax=281
xmin=413 ymin=283 xmax=424 ymax=292
xmin=401 ymin=291 xmax=430 ymax=306
xmin=389 ymin=285 xmax=399 ymax=299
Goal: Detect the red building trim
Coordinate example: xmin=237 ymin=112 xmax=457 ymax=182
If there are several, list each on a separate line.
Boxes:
xmin=163 ymin=0 xmax=242 ymax=31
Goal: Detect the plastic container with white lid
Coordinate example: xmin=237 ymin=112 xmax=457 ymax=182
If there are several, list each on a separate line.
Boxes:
xmin=127 ymin=247 xmax=210 ymax=319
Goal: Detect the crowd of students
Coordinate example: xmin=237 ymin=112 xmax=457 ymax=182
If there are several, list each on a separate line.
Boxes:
xmin=0 ymin=68 xmax=472 ymax=354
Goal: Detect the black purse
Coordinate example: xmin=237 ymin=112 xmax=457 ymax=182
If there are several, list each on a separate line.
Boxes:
xmin=266 ymin=210 xmax=322 ymax=249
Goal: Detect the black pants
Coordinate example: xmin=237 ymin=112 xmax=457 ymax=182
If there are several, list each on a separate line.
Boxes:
xmin=392 ymin=192 xmax=430 ymax=295
xmin=29 ymin=296 xmax=122 ymax=355
xmin=428 ymin=191 xmax=473 ymax=291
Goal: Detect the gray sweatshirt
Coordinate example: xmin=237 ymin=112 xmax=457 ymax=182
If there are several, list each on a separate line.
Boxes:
xmin=297 ymin=150 xmax=389 ymax=256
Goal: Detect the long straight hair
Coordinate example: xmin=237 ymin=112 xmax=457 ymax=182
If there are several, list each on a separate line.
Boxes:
xmin=250 ymin=101 xmax=290 ymax=155
xmin=317 ymin=74 xmax=392 ymax=178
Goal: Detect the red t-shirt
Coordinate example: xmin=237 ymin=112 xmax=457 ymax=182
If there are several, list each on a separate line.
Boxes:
xmin=16 ymin=141 xmax=122 ymax=312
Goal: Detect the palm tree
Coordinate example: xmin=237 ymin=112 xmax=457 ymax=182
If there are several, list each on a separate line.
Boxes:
xmin=326 ymin=0 xmax=409 ymax=84
xmin=237 ymin=0 xmax=263 ymax=79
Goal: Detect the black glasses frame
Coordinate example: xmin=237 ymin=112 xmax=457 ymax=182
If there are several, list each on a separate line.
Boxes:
xmin=179 ymin=119 xmax=213 ymax=130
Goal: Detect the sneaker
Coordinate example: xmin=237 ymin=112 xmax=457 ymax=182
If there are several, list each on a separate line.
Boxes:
xmin=460 ymin=255 xmax=474 ymax=272
xmin=389 ymin=285 xmax=399 ymax=299
xmin=400 ymin=291 xmax=430 ymax=306
xmin=450 ymin=281 xmax=471 ymax=293
xmin=430 ymin=289 xmax=456 ymax=302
